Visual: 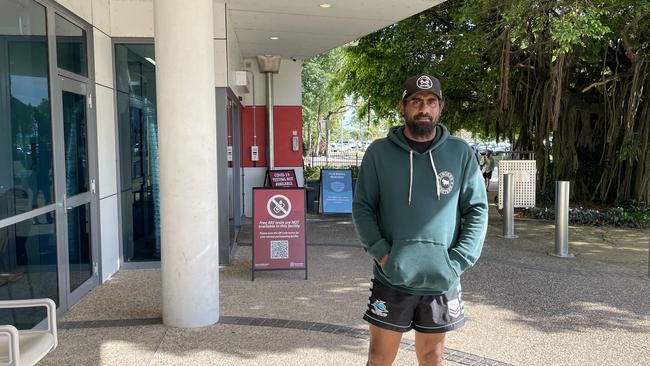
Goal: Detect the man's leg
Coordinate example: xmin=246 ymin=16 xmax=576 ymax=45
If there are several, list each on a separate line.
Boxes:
xmin=367 ymin=323 xmax=402 ymax=366
xmin=414 ymin=331 xmax=446 ymax=366
xmin=412 ymin=286 xmax=464 ymax=366
xmin=364 ymin=280 xmax=418 ymax=365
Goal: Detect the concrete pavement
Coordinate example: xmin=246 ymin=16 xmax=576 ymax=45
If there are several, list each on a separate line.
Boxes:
xmin=40 ymin=192 xmax=650 ymax=365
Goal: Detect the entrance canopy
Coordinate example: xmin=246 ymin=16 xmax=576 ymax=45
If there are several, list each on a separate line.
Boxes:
xmin=227 ymin=0 xmax=445 ymax=59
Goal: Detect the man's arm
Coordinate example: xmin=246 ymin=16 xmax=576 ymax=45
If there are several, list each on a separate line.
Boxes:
xmin=352 ymin=148 xmax=391 ymax=263
xmin=449 ymin=152 xmax=489 ymax=275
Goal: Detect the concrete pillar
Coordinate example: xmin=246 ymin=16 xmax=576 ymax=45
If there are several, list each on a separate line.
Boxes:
xmin=154 ymin=0 xmax=219 ymax=327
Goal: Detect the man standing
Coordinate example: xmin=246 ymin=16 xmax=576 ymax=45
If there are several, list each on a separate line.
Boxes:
xmin=353 ymin=74 xmax=488 ymax=366
xmin=481 ymin=150 xmax=496 ymax=191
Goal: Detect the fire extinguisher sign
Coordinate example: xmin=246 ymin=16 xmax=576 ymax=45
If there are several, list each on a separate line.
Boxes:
xmin=252 ymin=188 xmax=307 ymax=281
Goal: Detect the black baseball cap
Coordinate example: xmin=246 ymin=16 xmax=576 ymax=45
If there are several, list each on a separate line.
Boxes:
xmin=401 ymin=74 xmax=443 ymax=101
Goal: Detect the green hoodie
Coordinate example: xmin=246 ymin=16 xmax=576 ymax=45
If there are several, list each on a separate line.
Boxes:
xmin=353 ymin=124 xmax=488 ymax=295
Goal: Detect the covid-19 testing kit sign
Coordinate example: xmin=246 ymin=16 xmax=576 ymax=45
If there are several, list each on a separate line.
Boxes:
xmin=252 ymin=188 xmax=307 ymax=280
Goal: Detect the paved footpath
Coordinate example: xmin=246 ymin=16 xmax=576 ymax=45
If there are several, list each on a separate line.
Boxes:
xmin=42 ymin=195 xmax=650 ymax=365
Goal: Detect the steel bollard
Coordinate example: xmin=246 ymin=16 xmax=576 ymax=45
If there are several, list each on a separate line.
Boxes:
xmin=499 ymin=173 xmax=518 ymax=239
xmin=551 ymin=181 xmax=574 ymax=258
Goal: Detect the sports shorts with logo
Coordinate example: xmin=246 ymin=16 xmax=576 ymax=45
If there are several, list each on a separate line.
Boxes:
xmin=363 ymin=279 xmax=465 ymax=333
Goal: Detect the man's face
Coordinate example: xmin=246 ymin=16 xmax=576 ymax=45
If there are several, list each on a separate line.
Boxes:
xmin=400 ymin=92 xmax=443 ymax=138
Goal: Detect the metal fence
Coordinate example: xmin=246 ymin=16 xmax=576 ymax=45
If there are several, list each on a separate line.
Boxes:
xmin=303 ymin=151 xmax=365 ymax=167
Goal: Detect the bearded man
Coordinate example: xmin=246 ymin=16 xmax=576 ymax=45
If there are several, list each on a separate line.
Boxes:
xmin=353 ymin=74 xmax=489 ymax=366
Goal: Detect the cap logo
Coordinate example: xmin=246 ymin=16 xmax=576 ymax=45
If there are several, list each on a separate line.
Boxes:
xmin=416 ymin=76 xmax=433 ymax=89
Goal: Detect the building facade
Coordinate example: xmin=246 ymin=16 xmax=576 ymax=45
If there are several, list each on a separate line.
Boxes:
xmin=0 ymin=0 xmax=442 ymax=328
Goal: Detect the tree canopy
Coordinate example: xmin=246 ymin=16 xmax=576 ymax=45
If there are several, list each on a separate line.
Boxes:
xmin=331 ymin=0 xmax=650 ymax=204
xmin=301 ymin=49 xmax=346 ymax=155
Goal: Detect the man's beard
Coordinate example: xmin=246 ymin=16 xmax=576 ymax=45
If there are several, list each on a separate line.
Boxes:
xmin=405 ymin=114 xmax=438 ymax=138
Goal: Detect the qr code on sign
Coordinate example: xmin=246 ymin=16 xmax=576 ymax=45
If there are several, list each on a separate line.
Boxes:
xmin=270 ymin=240 xmax=289 ymax=259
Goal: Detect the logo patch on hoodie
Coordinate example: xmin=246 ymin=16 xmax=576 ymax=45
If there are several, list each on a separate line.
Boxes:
xmin=438 ymin=171 xmax=454 ymax=195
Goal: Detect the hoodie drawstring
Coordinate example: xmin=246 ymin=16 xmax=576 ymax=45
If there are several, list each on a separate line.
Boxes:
xmin=408 ymin=150 xmax=413 ymax=206
xmin=408 ymin=150 xmax=441 ymax=205
xmin=429 ymin=151 xmax=441 ymax=200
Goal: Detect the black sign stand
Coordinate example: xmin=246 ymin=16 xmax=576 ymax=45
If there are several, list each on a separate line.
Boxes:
xmin=264 ymin=169 xmax=298 ymax=188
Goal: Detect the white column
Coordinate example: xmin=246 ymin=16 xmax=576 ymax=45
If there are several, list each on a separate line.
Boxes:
xmin=154 ymin=0 xmax=219 ymax=328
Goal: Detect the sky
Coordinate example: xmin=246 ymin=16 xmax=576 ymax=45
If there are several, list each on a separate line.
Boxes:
xmin=11 ymin=75 xmax=49 ymax=106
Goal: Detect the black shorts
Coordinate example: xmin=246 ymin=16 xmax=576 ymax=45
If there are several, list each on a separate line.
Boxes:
xmin=363 ymin=279 xmax=465 ymax=333
xmin=483 ymin=171 xmax=492 ymax=180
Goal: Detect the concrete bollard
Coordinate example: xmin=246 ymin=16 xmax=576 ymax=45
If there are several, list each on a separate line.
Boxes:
xmin=499 ymin=173 xmax=518 ymax=239
xmin=551 ymin=181 xmax=574 ymax=258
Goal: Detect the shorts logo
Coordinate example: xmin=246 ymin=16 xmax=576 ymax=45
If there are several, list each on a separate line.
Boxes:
xmin=447 ymin=299 xmax=461 ymax=318
xmin=416 ymin=75 xmax=433 ymax=89
xmin=370 ymin=300 xmax=389 ymax=317
xmin=438 ymin=171 xmax=454 ymax=195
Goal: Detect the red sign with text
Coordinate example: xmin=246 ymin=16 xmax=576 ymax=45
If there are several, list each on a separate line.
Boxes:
xmin=253 ymin=188 xmax=306 ymax=273
xmin=267 ymin=169 xmax=298 ymax=188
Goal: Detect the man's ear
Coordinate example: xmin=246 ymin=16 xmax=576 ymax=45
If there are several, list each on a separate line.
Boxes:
xmin=399 ymin=101 xmax=405 ymax=115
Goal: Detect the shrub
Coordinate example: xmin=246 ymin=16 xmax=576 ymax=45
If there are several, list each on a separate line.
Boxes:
xmin=303 ymin=165 xmax=359 ymax=181
xmin=523 ymin=201 xmax=650 ymax=228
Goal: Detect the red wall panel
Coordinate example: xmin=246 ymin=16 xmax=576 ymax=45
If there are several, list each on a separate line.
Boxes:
xmin=240 ymin=105 xmax=303 ymax=167
xmin=273 ymin=106 xmax=303 ymax=167
xmin=240 ymin=106 xmax=268 ymax=167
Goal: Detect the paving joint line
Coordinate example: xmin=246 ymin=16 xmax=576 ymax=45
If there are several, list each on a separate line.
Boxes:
xmin=59 ymin=316 xmax=511 ymax=366
xmin=146 ymin=326 xmax=168 ymax=366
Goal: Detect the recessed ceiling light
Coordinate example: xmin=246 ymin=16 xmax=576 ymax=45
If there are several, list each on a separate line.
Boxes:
xmin=270 ymin=36 xmax=279 ymax=40
xmin=319 ymin=3 xmax=332 ymax=8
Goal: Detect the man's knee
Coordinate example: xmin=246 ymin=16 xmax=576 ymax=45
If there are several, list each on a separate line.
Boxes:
xmin=368 ymin=343 xmax=398 ymax=366
xmin=367 ymin=351 xmax=394 ymax=366
xmin=367 ymin=323 xmax=402 ymax=366
xmin=418 ymin=347 xmax=444 ymax=366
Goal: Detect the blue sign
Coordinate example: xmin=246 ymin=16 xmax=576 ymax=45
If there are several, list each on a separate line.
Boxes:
xmin=320 ymin=169 xmax=353 ymax=214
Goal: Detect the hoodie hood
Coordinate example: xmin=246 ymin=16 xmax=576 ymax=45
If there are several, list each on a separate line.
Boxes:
xmin=387 ymin=124 xmax=451 ymax=204
xmin=387 ymin=124 xmax=450 ymax=154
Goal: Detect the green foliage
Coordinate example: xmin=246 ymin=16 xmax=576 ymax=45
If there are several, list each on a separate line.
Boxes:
xmin=303 ymin=166 xmax=360 ymax=181
xmin=525 ymin=201 xmax=650 ymax=228
xmin=333 ymin=0 xmax=502 ymax=136
xmin=618 ymin=136 xmax=641 ymax=162
xmin=329 ymin=0 xmax=650 ymax=203
xmin=302 ymin=49 xmax=346 ymax=153
xmin=500 ymin=0 xmax=612 ymax=56
xmin=303 ymin=166 xmax=321 ymax=181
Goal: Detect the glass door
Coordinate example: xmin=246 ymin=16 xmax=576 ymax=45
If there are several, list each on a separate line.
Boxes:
xmin=0 ymin=0 xmax=58 ymax=328
xmin=0 ymin=1 xmax=98 ymax=325
xmin=55 ymin=76 xmax=98 ymax=305
xmin=51 ymin=10 xmax=98 ymax=307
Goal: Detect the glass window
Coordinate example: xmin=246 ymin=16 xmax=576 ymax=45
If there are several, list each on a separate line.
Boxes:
xmin=114 ymin=43 xmax=160 ymax=262
xmin=55 ymin=14 xmax=87 ymax=76
xmin=62 ymin=90 xmax=89 ymax=196
xmin=0 ymin=0 xmax=54 ymax=221
xmin=67 ymin=204 xmax=91 ymax=291
xmin=0 ymin=212 xmax=58 ymax=329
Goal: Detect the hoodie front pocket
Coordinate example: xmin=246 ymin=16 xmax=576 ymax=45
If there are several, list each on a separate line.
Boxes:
xmin=384 ymin=239 xmax=459 ymax=291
